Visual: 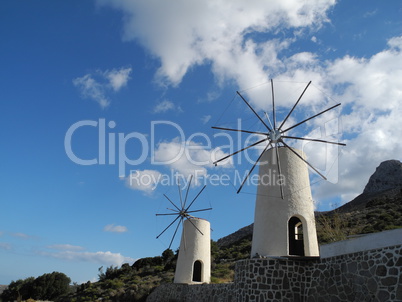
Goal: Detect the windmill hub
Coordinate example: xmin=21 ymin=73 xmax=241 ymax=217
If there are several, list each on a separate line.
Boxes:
xmin=269 ymin=129 xmax=282 ymax=143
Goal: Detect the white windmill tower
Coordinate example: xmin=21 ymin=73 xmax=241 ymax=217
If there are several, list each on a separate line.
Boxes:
xmin=213 ymin=80 xmax=345 ymax=258
xmin=156 ymin=176 xmax=211 ymax=284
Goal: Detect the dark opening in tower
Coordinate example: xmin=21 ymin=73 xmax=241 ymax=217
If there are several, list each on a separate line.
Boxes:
xmin=288 ymin=216 xmax=305 ymax=256
xmin=192 ymin=260 xmax=202 ymax=282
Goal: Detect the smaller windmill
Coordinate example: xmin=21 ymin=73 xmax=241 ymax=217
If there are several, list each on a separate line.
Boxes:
xmin=156 ymin=176 xmax=212 ymax=284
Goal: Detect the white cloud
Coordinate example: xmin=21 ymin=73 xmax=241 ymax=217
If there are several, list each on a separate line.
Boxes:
xmin=199 ymin=35 xmax=401 ymax=206
xmin=104 ymin=224 xmax=128 ymax=233
xmin=153 ymin=138 xmax=232 ymax=179
xmin=153 ymin=100 xmax=175 ymax=113
xmin=98 ymin=0 xmax=401 ymax=208
xmin=42 ymin=250 xmax=135 ymax=266
xmin=73 ymin=67 xmax=132 ymax=108
xmin=126 ymin=169 xmax=162 ymax=194
xmin=327 ymin=37 xmax=402 ymax=111
xmin=104 ymin=67 xmax=132 ymax=91
xmin=73 ymin=74 xmax=110 ymax=108
xmin=311 ymin=36 xmax=402 ymax=204
xmin=12 ymin=232 xmax=32 ymax=240
xmin=125 ymin=141 xmax=231 ymax=192
xmin=97 ymin=0 xmax=335 ymax=87
xmin=0 ymin=242 xmax=12 ymax=251
xmin=47 ymin=244 xmax=85 ymax=251
xmin=201 ymin=115 xmax=212 ymax=124
xmin=363 ymin=9 xmax=377 ymax=18
xmin=236 ymin=36 xmax=402 ymax=206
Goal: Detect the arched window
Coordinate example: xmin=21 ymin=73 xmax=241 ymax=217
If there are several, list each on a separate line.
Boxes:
xmin=192 ymin=260 xmax=202 ymax=282
xmin=288 ymin=216 xmax=305 ymax=256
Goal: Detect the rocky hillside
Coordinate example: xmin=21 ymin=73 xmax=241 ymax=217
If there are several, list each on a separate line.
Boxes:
xmin=363 ymin=160 xmax=402 ymax=194
xmin=315 ymin=186 xmax=402 ymax=242
xmin=217 ymin=224 xmax=252 ymax=248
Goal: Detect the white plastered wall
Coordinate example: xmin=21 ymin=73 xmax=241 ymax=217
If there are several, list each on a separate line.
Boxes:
xmin=251 ymin=147 xmax=319 ymax=257
xmin=174 ymin=218 xmax=211 ymax=284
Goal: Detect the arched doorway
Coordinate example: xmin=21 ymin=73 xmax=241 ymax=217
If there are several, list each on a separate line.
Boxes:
xmin=288 ymin=216 xmax=305 ymax=256
xmin=192 ymin=260 xmax=202 ymax=282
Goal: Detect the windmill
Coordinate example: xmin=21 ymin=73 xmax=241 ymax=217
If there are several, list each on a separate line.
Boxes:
xmin=212 ymin=79 xmax=346 ymax=258
xmin=156 ymin=175 xmax=212 ymax=283
xmin=212 ymin=80 xmax=346 ymax=195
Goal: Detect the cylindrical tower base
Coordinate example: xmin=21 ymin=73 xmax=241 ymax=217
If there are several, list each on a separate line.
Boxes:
xmin=174 ymin=218 xmax=211 ymax=284
xmin=251 ymin=147 xmax=319 ymax=258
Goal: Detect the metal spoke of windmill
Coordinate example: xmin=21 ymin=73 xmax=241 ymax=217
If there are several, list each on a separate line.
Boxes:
xmin=155 ymin=175 xmax=211 ymax=249
xmin=212 ymin=79 xmax=346 ymax=196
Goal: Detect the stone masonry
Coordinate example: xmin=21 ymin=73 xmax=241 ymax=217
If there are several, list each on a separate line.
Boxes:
xmin=147 ymin=244 xmax=402 ymax=301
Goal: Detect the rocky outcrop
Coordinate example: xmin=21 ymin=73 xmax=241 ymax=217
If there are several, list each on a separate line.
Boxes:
xmin=363 ymin=160 xmax=402 ymax=194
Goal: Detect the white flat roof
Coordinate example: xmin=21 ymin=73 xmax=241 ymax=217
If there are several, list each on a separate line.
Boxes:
xmin=319 ymin=228 xmax=402 ymax=258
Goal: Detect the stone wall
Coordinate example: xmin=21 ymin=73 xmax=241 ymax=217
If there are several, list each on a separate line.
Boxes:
xmin=307 ymin=245 xmax=401 ymax=302
xmin=147 ymin=244 xmax=402 ymax=301
xmin=234 ymin=244 xmax=401 ymax=301
xmin=146 ymin=282 xmax=235 ymax=302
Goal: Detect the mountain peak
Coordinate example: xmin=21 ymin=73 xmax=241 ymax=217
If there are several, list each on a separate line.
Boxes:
xmin=363 ymin=160 xmax=402 ymax=194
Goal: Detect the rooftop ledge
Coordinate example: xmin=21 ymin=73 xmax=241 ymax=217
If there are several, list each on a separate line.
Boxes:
xmin=319 ymin=228 xmax=402 ymax=258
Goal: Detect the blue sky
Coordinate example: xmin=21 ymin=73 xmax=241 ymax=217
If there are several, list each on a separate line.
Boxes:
xmin=1 ymin=0 xmax=401 ymax=284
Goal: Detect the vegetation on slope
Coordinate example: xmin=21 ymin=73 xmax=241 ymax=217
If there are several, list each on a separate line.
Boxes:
xmin=57 ymin=249 xmax=177 ymax=302
xmin=54 ymin=239 xmax=254 ymax=301
xmin=2 ymin=189 xmax=401 ymax=302
xmin=316 ymin=188 xmax=402 ymax=244
xmin=211 ymin=234 xmax=252 ymax=283
xmin=0 ymin=272 xmax=71 ymax=302
xmin=61 ymin=185 xmax=402 ymax=301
